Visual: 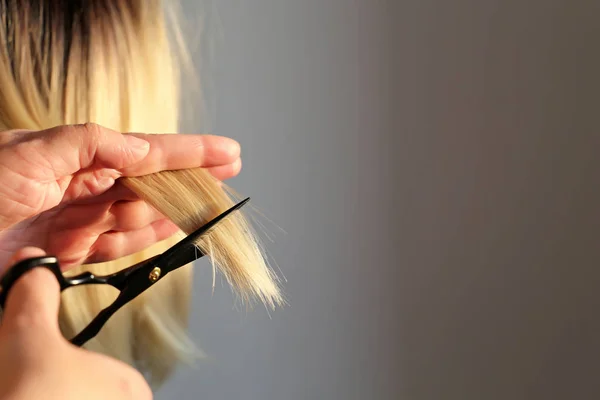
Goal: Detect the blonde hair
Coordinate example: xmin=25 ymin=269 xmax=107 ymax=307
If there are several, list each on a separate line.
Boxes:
xmin=0 ymin=0 xmax=281 ymax=388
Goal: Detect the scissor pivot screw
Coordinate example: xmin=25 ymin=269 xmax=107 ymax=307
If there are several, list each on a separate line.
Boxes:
xmin=149 ymin=267 xmax=162 ymax=282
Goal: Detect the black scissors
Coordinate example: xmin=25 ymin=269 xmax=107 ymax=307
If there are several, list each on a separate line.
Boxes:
xmin=0 ymin=197 xmax=250 ymax=347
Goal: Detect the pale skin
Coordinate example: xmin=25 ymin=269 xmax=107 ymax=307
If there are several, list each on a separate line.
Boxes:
xmin=0 ymin=123 xmax=242 ymax=399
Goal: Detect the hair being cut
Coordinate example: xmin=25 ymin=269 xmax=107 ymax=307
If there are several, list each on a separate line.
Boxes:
xmin=0 ymin=0 xmax=281 ymax=388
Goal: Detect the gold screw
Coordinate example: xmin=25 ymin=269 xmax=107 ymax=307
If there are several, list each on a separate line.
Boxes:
xmin=149 ymin=267 xmax=162 ymax=282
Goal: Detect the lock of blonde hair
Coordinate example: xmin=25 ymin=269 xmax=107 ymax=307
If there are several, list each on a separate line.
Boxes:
xmin=0 ymin=0 xmax=282 ymax=388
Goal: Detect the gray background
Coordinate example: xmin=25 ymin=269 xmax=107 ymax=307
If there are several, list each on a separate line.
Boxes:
xmin=158 ymin=1 xmax=599 ymax=399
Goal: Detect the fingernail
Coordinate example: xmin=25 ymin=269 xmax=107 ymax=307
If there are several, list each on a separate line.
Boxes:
xmin=96 ymin=176 xmax=115 ymax=192
xmin=124 ymin=135 xmax=150 ymax=154
xmin=221 ymin=138 xmax=241 ymax=158
xmin=6 ymin=247 xmax=47 ymax=270
xmin=231 ymin=139 xmax=241 ymax=157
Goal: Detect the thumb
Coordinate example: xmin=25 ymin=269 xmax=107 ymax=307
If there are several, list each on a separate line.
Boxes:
xmin=1 ymin=247 xmax=61 ymax=335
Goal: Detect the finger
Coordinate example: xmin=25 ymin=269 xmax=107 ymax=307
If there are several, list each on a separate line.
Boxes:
xmin=0 ymin=124 xmax=151 ymax=180
xmin=208 ymin=157 xmax=242 ymax=181
xmin=71 ymin=180 xmax=139 ymax=205
xmin=4 ymin=247 xmax=47 ymax=268
xmin=47 ymin=203 xmax=170 ymax=268
xmin=52 ymin=200 xmax=166 ymax=235
xmin=60 ymin=168 xmax=122 ymax=201
xmin=108 ymin=201 xmax=167 ymax=232
xmin=87 ymin=219 xmax=182 ymax=263
xmin=1 ymin=247 xmax=62 ymax=334
xmin=60 ymin=138 xmax=240 ymax=203
xmin=119 ymin=134 xmax=241 ymax=176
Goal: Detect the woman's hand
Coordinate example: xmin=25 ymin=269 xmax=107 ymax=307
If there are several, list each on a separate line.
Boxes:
xmin=0 ymin=247 xmax=153 ymax=400
xmin=0 ymin=123 xmax=242 ymax=270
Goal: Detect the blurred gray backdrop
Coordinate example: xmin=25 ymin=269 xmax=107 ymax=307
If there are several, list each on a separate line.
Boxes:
xmin=157 ymin=1 xmax=599 ymax=399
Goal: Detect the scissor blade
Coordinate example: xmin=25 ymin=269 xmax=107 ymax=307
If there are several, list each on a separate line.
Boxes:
xmin=158 ymin=197 xmax=251 ymax=271
xmin=187 ymin=197 xmax=250 ymax=243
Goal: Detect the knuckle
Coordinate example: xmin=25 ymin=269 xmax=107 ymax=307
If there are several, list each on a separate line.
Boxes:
xmin=184 ymin=135 xmax=207 ymax=152
xmin=78 ymin=123 xmax=106 ymax=148
xmin=72 ymin=122 xmax=113 ymax=147
xmin=90 ymin=235 xmax=123 ymax=262
xmin=233 ymin=158 xmax=242 ymax=174
xmin=63 ymin=123 xmax=114 ymax=166
xmin=80 ymin=122 xmax=105 ymax=138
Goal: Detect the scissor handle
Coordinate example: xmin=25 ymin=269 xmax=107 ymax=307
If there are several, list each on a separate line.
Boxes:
xmin=0 ymin=255 xmax=130 ymax=307
xmin=68 ymin=286 xmax=133 ymax=346
xmin=0 ymin=256 xmax=128 ymax=346
xmin=0 ymin=256 xmax=65 ymax=309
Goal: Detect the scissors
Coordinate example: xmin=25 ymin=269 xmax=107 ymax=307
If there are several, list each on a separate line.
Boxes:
xmin=0 ymin=197 xmax=250 ymax=347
